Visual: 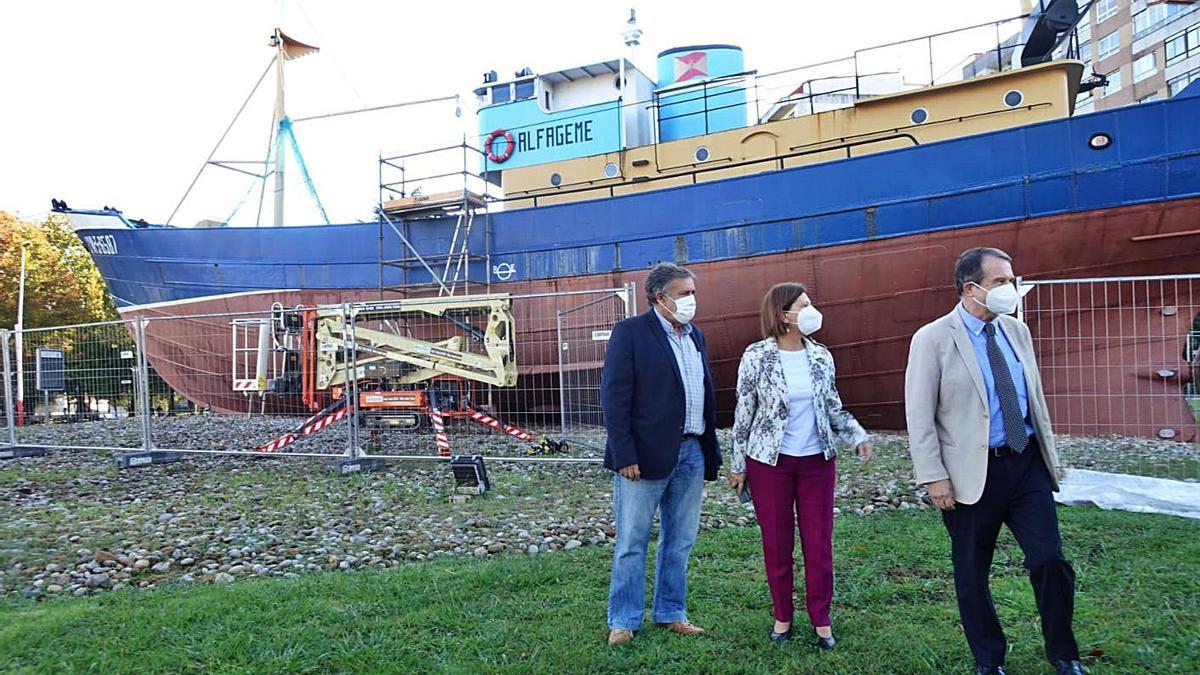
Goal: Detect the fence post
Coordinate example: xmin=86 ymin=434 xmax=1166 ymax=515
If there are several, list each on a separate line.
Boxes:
xmin=343 ymin=303 xmax=358 ymax=461
xmin=135 ymin=319 xmax=154 ymax=452
xmin=556 ymin=309 xmax=567 ymax=437
xmin=1 ymin=329 xmax=16 ymax=446
xmin=1015 ymin=275 xmax=1026 ymax=322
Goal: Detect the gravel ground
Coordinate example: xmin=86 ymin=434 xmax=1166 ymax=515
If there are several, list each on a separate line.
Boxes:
xmin=1 ymin=416 xmax=1196 ymax=599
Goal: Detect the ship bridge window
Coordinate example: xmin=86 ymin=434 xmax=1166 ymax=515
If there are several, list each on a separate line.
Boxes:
xmin=515 ymin=80 xmax=535 ymax=101
xmin=492 ymin=84 xmax=511 ymax=104
xmin=910 ymin=107 xmax=929 ymax=125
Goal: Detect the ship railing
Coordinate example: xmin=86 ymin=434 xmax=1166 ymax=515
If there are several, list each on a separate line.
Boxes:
xmin=384 ymin=12 xmax=1077 ymax=213
xmin=493 ymin=132 xmax=931 ymax=208
xmin=635 ymin=11 xmax=1067 ymax=132
xmin=441 ymin=11 xmax=1075 ymax=209
xmin=378 ymin=141 xmax=499 ymax=206
xmin=377 ymin=141 xmax=499 ymax=296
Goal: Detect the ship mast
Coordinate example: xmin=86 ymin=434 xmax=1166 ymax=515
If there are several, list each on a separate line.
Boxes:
xmin=167 ymin=27 xmax=450 ymax=228
xmin=271 ymin=28 xmax=287 ymax=227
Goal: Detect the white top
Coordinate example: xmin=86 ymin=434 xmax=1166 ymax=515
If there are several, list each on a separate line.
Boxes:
xmin=778 ymin=348 xmax=824 ymax=457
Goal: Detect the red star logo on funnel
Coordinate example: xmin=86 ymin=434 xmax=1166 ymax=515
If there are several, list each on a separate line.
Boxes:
xmin=674 ymin=51 xmax=708 ymax=82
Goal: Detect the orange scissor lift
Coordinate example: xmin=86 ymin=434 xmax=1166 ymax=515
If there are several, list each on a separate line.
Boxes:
xmin=244 ymin=295 xmax=567 ymax=463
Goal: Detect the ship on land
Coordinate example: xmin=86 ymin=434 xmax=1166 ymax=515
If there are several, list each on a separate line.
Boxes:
xmin=56 ymin=4 xmax=1200 ymax=440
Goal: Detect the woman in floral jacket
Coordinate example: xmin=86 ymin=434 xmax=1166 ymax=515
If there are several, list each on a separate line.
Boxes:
xmin=729 ymin=282 xmax=873 ymax=647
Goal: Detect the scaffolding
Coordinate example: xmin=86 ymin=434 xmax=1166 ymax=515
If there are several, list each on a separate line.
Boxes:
xmin=377 ymin=142 xmax=498 ymax=297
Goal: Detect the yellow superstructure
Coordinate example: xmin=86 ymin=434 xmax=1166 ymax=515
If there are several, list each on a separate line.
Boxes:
xmin=499 ymin=61 xmax=1085 ymax=209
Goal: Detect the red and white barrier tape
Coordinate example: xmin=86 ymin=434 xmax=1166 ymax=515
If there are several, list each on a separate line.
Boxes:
xmin=431 ymin=408 xmax=452 ymax=457
xmin=255 ymin=406 xmax=348 ymax=453
xmin=468 ymin=410 xmax=535 ymax=442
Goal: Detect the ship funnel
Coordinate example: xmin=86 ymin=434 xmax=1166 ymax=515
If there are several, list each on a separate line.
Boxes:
xmin=655 ymin=45 xmax=746 ymax=142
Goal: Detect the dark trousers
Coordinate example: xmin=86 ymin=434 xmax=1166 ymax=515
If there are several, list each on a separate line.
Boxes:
xmin=941 ymin=437 xmax=1079 ymax=666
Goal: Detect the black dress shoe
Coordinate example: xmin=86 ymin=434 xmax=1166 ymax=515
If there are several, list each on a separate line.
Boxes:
xmin=816 ymin=633 xmax=836 ymax=650
xmin=975 ymin=666 xmax=1006 ymax=675
xmin=1053 ymin=659 xmax=1086 ymax=675
xmin=769 ymin=628 xmax=792 ymax=642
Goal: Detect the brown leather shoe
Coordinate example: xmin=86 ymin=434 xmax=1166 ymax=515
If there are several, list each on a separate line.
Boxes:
xmin=656 ymin=620 xmax=705 ymax=635
xmin=607 ymin=629 xmax=634 ymax=646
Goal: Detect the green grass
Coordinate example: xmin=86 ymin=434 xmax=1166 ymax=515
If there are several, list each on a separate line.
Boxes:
xmin=1 ymin=507 xmax=1196 ymax=674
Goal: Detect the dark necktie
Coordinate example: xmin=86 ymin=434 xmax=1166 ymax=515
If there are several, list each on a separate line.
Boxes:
xmin=983 ymin=322 xmax=1027 ymax=452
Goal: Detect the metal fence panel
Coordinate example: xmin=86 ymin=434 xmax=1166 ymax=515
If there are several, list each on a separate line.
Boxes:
xmin=1022 ymin=274 xmax=1200 ymax=480
xmin=138 ymin=305 xmax=353 ymax=459
xmin=1 ymin=286 xmax=630 ymax=467
xmin=1 ymin=330 xmax=14 ymax=446
xmin=556 ymin=287 xmax=635 ymax=449
xmin=353 ymin=287 xmax=632 ymax=461
xmin=8 ymin=319 xmax=148 ymax=451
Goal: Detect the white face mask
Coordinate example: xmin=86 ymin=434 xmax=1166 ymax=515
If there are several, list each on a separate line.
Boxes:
xmin=791 ymin=305 xmax=823 ymax=335
xmin=970 ymin=281 xmax=1020 ymax=315
xmin=660 ymin=293 xmax=696 ymax=324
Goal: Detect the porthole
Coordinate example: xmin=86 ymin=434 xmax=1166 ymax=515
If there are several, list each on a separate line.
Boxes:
xmin=603 ymin=162 xmax=619 ymax=178
xmin=550 ymin=172 xmax=563 ymax=187
xmin=694 ymin=146 xmax=710 ymax=162
xmin=1088 ymin=132 xmax=1113 ymax=150
xmin=910 ymin=107 xmax=929 ymax=125
xmin=1003 ymin=90 xmax=1024 ymax=107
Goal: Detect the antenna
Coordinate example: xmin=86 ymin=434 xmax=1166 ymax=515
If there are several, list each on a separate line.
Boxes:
xmin=623 ymin=8 xmax=642 ymax=48
xmin=618 ymin=8 xmax=643 ymax=150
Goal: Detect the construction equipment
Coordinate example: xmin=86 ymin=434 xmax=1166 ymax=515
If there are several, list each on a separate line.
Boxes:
xmin=239 ymin=294 xmax=567 ymax=456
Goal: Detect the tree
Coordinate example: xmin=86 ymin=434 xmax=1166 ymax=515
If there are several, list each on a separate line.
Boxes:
xmin=1 ymin=211 xmax=116 ymax=330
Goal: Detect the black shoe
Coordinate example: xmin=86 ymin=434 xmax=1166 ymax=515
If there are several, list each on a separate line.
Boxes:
xmin=975 ymin=666 xmax=1006 ymax=675
xmin=769 ymin=628 xmax=792 ymax=642
xmin=1053 ymin=660 xmax=1086 ymax=675
xmin=816 ymin=633 xmax=836 ymax=651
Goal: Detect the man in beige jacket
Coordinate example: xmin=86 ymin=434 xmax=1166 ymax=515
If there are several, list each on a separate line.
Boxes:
xmin=905 ymin=247 xmax=1084 ymax=675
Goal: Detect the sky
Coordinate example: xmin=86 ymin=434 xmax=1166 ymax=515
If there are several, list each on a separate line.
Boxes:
xmin=0 ymin=0 xmax=1022 ymax=227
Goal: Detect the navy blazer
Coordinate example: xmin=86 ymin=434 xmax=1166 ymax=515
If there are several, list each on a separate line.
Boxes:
xmin=601 ymin=310 xmax=722 ymax=481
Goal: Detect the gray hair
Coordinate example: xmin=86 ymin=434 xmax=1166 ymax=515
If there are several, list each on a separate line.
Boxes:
xmin=645 ymin=262 xmax=695 ymax=306
xmin=954 ymin=247 xmax=1012 ymax=295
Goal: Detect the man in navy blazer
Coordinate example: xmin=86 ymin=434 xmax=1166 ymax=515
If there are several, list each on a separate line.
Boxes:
xmin=601 ymin=262 xmax=722 ymax=646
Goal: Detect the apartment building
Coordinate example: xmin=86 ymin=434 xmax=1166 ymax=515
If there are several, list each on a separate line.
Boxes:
xmin=1073 ymin=0 xmax=1200 ymax=112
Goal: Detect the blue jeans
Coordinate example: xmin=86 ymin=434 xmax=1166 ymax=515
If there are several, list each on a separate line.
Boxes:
xmin=607 ymin=439 xmax=705 ymax=630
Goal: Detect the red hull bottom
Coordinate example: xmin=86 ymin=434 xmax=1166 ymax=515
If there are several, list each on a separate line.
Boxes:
xmin=124 ymin=197 xmax=1200 ymax=441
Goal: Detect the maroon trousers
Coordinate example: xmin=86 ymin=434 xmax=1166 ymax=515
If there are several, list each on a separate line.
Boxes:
xmin=747 ymin=453 xmax=836 ymax=626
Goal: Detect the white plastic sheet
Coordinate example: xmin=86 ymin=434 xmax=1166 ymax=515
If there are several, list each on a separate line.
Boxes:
xmin=1054 ymin=469 xmax=1200 ymax=520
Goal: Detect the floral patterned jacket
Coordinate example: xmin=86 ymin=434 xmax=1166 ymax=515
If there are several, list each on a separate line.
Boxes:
xmin=730 ymin=337 xmax=869 ymax=473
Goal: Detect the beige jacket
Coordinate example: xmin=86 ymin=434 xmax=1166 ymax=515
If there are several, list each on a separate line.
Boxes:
xmin=904 ymin=306 xmax=1060 ymax=505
